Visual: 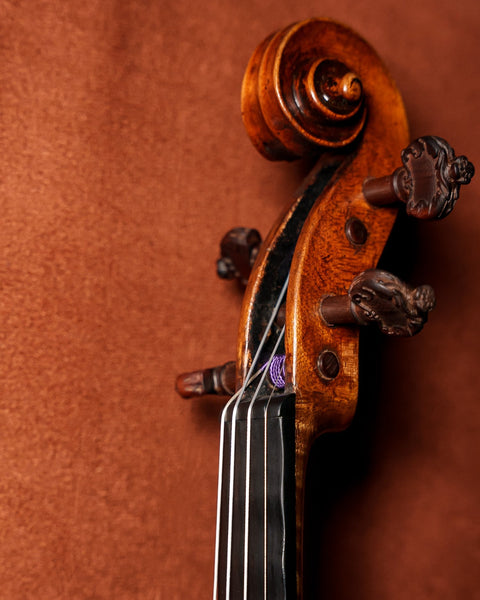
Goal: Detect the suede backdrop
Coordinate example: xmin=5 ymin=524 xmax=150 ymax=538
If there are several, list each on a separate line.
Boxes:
xmin=0 ymin=1 xmax=478 ymax=599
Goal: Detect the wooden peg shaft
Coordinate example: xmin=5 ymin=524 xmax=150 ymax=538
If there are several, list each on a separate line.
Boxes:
xmin=217 ymin=228 xmax=262 ymax=286
xmin=320 ymin=269 xmax=436 ymax=336
xmin=175 ymin=361 xmax=236 ymax=398
xmin=363 ymin=136 xmax=474 ymax=219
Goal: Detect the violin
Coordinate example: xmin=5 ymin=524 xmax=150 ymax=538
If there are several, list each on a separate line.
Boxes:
xmin=175 ymin=18 xmax=474 ymax=600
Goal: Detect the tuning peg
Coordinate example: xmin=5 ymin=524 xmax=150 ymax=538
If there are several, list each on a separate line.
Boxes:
xmin=175 ymin=361 xmax=236 ymax=398
xmin=216 ymin=228 xmax=262 ymax=285
xmin=320 ymin=269 xmax=435 ymax=336
xmin=363 ymin=136 xmax=474 ymax=219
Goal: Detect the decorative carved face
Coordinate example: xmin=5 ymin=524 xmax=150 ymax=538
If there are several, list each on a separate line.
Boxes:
xmin=349 ymin=270 xmax=435 ymax=336
xmin=401 ymin=136 xmax=474 ymax=219
xmin=451 ymin=154 xmax=475 ymax=185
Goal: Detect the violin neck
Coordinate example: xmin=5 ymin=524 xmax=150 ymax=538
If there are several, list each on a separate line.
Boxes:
xmin=214 ymin=393 xmax=296 ymax=600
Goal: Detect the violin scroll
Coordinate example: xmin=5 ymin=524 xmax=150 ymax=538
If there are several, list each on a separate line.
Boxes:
xmin=363 ymin=136 xmax=475 ymax=219
xmin=241 ymin=20 xmax=368 ymax=161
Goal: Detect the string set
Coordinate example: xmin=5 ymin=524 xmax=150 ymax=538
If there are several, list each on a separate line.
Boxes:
xmin=213 ymin=275 xmax=289 ymax=600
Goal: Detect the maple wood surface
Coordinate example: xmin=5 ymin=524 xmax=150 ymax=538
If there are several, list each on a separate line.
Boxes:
xmin=0 ymin=1 xmax=478 ymax=599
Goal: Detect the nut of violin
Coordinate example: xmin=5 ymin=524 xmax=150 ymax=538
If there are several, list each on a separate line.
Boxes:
xmin=217 ymin=228 xmax=262 ymax=286
xmin=175 ymin=361 xmax=236 ymax=398
xmin=363 ymin=136 xmax=475 ymax=219
xmin=320 ymin=269 xmax=436 ymax=336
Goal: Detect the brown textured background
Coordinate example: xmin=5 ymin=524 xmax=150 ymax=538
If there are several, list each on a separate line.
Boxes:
xmin=0 ymin=1 xmax=478 ymax=598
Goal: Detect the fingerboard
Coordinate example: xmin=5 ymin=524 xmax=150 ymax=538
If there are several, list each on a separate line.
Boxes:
xmin=214 ymin=393 xmax=296 ymax=600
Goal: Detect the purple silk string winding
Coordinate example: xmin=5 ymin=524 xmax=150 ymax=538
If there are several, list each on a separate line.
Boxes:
xmin=262 ymin=354 xmax=285 ymax=389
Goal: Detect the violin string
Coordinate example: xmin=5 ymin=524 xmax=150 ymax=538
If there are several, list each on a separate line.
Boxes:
xmin=213 ymin=274 xmax=289 ymax=600
xmin=243 ymin=325 xmax=285 ymax=600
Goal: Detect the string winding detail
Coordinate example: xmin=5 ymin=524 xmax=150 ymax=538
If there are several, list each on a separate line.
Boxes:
xmin=265 ymin=355 xmax=286 ymax=389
